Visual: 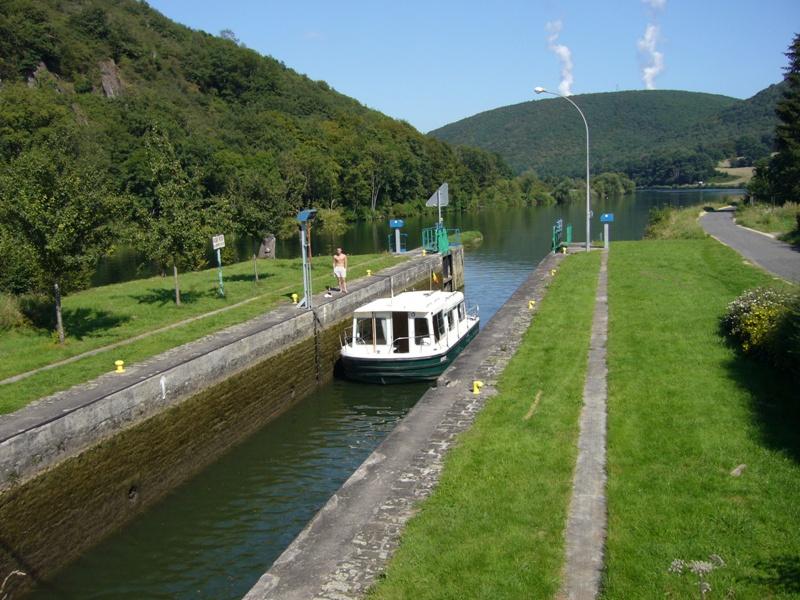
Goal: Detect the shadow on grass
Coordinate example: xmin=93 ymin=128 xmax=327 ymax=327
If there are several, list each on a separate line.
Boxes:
xmin=744 ymin=555 xmax=800 ymax=594
xmin=131 ymin=288 xmax=212 ymax=306
xmin=225 ymin=273 xmax=275 ymax=283
xmin=722 ymin=352 xmax=800 ymax=463
xmin=19 ymin=297 xmax=131 ymax=340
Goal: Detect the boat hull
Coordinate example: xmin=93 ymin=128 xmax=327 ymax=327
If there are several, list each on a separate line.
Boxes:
xmin=340 ymin=322 xmax=479 ymax=384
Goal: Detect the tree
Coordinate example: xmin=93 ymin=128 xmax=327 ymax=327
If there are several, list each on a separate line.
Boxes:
xmin=141 ymin=129 xmax=220 ymax=305
xmin=0 ymin=146 xmax=120 ymax=342
xmin=227 ymin=157 xmax=289 ymax=282
xmin=768 ymin=33 xmax=800 ymax=203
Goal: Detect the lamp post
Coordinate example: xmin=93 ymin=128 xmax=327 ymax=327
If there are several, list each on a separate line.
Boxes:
xmin=534 ymin=86 xmax=591 ymax=252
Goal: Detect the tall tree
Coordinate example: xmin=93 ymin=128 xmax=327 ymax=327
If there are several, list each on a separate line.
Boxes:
xmin=228 ymin=157 xmax=289 ymax=282
xmin=770 ymin=33 xmax=800 ymax=203
xmin=0 ymin=145 xmax=119 ymax=342
xmin=142 ymin=128 xmax=219 ymax=305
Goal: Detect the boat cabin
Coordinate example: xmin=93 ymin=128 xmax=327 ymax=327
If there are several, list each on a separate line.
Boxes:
xmin=347 ymin=291 xmax=471 ymax=355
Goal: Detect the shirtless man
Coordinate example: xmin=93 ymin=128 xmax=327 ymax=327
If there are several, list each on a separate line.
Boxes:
xmin=333 ymin=247 xmax=348 ymax=293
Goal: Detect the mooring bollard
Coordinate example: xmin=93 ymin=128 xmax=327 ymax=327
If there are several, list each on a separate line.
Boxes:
xmin=114 ymin=360 xmax=125 ymax=374
xmin=472 ymin=380 xmax=484 ymax=394
xmin=367 ymin=269 xmax=372 ymax=276
xmin=550 ymin=269 xmax=557 ymax=276
xmin=528 ymin=300 xmax=536 ymax=309
xmin=291 ymin=293 xmax=299 ymax=304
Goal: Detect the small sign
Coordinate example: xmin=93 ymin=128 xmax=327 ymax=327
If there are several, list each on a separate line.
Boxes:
xmin=389 ymin=219 xmax=405 ymax=229
xmin=600 ymin=213 xmax=614 ymax=223
xmin=212 ymin=234 xmax=226 ymax=249
xmin=555 ymin=218 xmax=563 ymax=233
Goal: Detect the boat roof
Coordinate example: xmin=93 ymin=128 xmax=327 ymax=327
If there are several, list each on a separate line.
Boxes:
xmin=353 ymin=290 xmax=464 ymax=315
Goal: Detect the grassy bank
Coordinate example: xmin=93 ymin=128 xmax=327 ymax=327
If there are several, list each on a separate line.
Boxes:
xmin=603 ymin=239 xmax=799 ymax=598
xmin=0 ymin=253 xmax=403 ymax=414
xmin=368 ymin=252 xmax=601 ymax=599
xmin=736 ymin=202 xmax=800 ymax=244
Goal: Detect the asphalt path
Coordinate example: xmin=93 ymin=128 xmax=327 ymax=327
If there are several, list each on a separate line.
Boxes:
xmin=700 ymin=209 xmax=800 ymax=283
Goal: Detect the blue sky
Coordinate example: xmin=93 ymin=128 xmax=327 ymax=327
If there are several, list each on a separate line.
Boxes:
xmin=148 ymin=0 xmax=799 ymax=132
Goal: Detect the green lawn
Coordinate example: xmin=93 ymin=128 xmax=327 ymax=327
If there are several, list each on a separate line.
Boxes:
xmin=0 ymin=253 xmax=403 ymax=414
xmin=368 ymin=252 xmax=601 ymax=599
xmin=603 ymin=239 xmax=800 ymax=598
xmin=736 ymin=202 xmax=799 ymax=236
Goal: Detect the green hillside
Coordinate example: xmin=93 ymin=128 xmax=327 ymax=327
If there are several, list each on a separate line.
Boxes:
xmin=0 ymin=0 xmax=509 ymax=219
xmin=430 ymin=87 xmax=782 ymax=185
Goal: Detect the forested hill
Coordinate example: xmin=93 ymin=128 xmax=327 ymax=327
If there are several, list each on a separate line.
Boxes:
xmin=430 ymin=86 xmax=783 ymax=185
xmin=0 ymin=0 xmax=509 ymax=218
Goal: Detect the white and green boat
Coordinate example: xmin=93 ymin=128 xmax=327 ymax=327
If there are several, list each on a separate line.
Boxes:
xmin=339 ymin=290 xmax=479 ymax=384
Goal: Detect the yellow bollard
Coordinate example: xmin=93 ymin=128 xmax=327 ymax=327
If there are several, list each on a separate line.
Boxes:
xmin=528 ymin=300 xmax=536 ymax=309
xmin=114 ymin=360 xmax=125 ymax=374
xmin=550 ymin=269 xmax=557 ymax=276
xmin=472 ymin=380 xmax=484 ymax=394
xmin=422 ymin=249 xmax=427 ymax=256
xmin=561 ymin=246 xmax=567 ymax=254
xmin=367 ymin=269 xmax=372 ymax=276
xmin=291 ymin=293 xmax=299 ymax=304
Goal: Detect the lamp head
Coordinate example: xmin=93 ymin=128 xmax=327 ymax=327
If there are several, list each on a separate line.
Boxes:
xmin=534 ymin=86 xmax=547 ymax=94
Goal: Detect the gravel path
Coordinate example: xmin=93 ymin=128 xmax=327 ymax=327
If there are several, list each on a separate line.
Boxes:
xmin=700 ymin=210 xmax=800 ymax=283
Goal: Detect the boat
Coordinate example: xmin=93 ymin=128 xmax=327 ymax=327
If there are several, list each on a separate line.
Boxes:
xmin=339 ymin=290 xmax=479 ymax=384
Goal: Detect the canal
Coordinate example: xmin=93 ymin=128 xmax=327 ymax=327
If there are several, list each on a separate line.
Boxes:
xmin=35 ymin=189 xmax=742 ymax=599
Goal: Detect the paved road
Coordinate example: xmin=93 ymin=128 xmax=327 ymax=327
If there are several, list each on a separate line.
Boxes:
xmin=700 ymin=210 xmax=800 ymax=283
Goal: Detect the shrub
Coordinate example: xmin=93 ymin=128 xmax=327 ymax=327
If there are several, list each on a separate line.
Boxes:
xmin=721 ymin=287 xmax=791 ymax=354
xmin=0 ymin=294 xmax=26 ymax=330
xmin=770 ymin=293 xmax=800 ymax=378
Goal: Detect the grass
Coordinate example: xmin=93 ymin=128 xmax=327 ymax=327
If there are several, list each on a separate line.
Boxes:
xmin=736 ymin=202 xmax=800 ymax=243
xmin=713 ymin=166 xmax=755 ymax=186
xmin=643 ymin=205 xmax=710 ymax=240
xmin=0 ymin=253 xmax=403 ymax=414
xmin=368 ymin=251 xmax=601 ymax=599
xmin=453 ymin=230 xmax=484 ymax=248
xmin=603 ymin=239 xmax=800 ymax=598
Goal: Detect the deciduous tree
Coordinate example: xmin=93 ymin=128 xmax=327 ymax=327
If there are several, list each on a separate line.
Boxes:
xmin=0 ymin=145 xmax=120 ymax=342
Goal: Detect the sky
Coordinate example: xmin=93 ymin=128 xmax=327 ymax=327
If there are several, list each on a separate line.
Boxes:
xmin=148 ymin=0 xmax=799 ymax=133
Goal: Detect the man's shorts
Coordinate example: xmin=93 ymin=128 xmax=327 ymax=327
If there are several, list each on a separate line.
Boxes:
xmin=334 ymin=266 xmax=346 ymax=278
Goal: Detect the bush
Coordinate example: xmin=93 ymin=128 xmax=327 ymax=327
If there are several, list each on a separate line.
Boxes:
xmin=721 ymin=287 xmax=790 ymax=353
xmin=0 ymin=294 xmax=26 ymax=330
xmin=721 ymin=287 xmax=800 ymax=380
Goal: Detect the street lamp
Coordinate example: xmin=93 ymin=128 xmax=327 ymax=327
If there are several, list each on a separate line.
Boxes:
xmin=534 ymin=86 xmax=591 ymax=252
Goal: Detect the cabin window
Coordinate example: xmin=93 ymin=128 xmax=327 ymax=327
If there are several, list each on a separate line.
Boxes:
xmin=355 ymin=317 xmax=373 ymax=344
xmin=355 ymin=316 xmax=389 ymax=345
xmin=414 ymin=317 xmax=430 ymax=345
xmin=447 ymin=309 xmax=456 ymax=330
xmin=433 ymin=312 xmax=446 ymax=341
xmin=458 ymin=302 xmax=466 ymax=321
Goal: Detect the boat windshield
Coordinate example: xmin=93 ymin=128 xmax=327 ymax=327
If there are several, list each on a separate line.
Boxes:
xmin=355 ymin=315 xmax=388 ymax=346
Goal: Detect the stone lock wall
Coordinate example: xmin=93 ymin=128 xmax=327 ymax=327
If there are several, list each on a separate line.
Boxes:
xmin=0 ymin=249 xmax=459 ymax=594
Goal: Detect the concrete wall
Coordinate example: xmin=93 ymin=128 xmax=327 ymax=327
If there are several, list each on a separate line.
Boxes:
xmin=0 ymin=249 xmax=460 ymax=592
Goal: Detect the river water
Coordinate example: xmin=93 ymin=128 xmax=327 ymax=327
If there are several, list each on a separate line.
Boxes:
xmin=33 ymin=189 xmax=742 ymax=599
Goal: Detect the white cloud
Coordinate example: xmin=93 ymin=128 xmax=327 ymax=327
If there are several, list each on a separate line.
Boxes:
xmin=642 ymin=0 xmax=666 ymax=10
xmin=637 ymin=24 xmax=664 ymax=90
xmin=545 ymin=20 xmax=574 ymax=96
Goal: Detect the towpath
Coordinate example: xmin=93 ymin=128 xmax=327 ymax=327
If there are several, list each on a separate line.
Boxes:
xmin=700 ymin=209 xmax=800 ymax=283
xmin=559 ymin=249 xmax=608 ymax=600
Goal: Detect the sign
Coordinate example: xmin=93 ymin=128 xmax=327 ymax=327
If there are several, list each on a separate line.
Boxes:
xmin=555 ymin=218 xmax=563 ymax=233
xmin=212 ymin=234 xmax=226 ymax=250
xmin=389 ymin=219 xmax=405 ymax=229
xmin=600 ymin=213 xmax=614 ymax=223
xmin=426 ymin=182 xmax=449 ymax=207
